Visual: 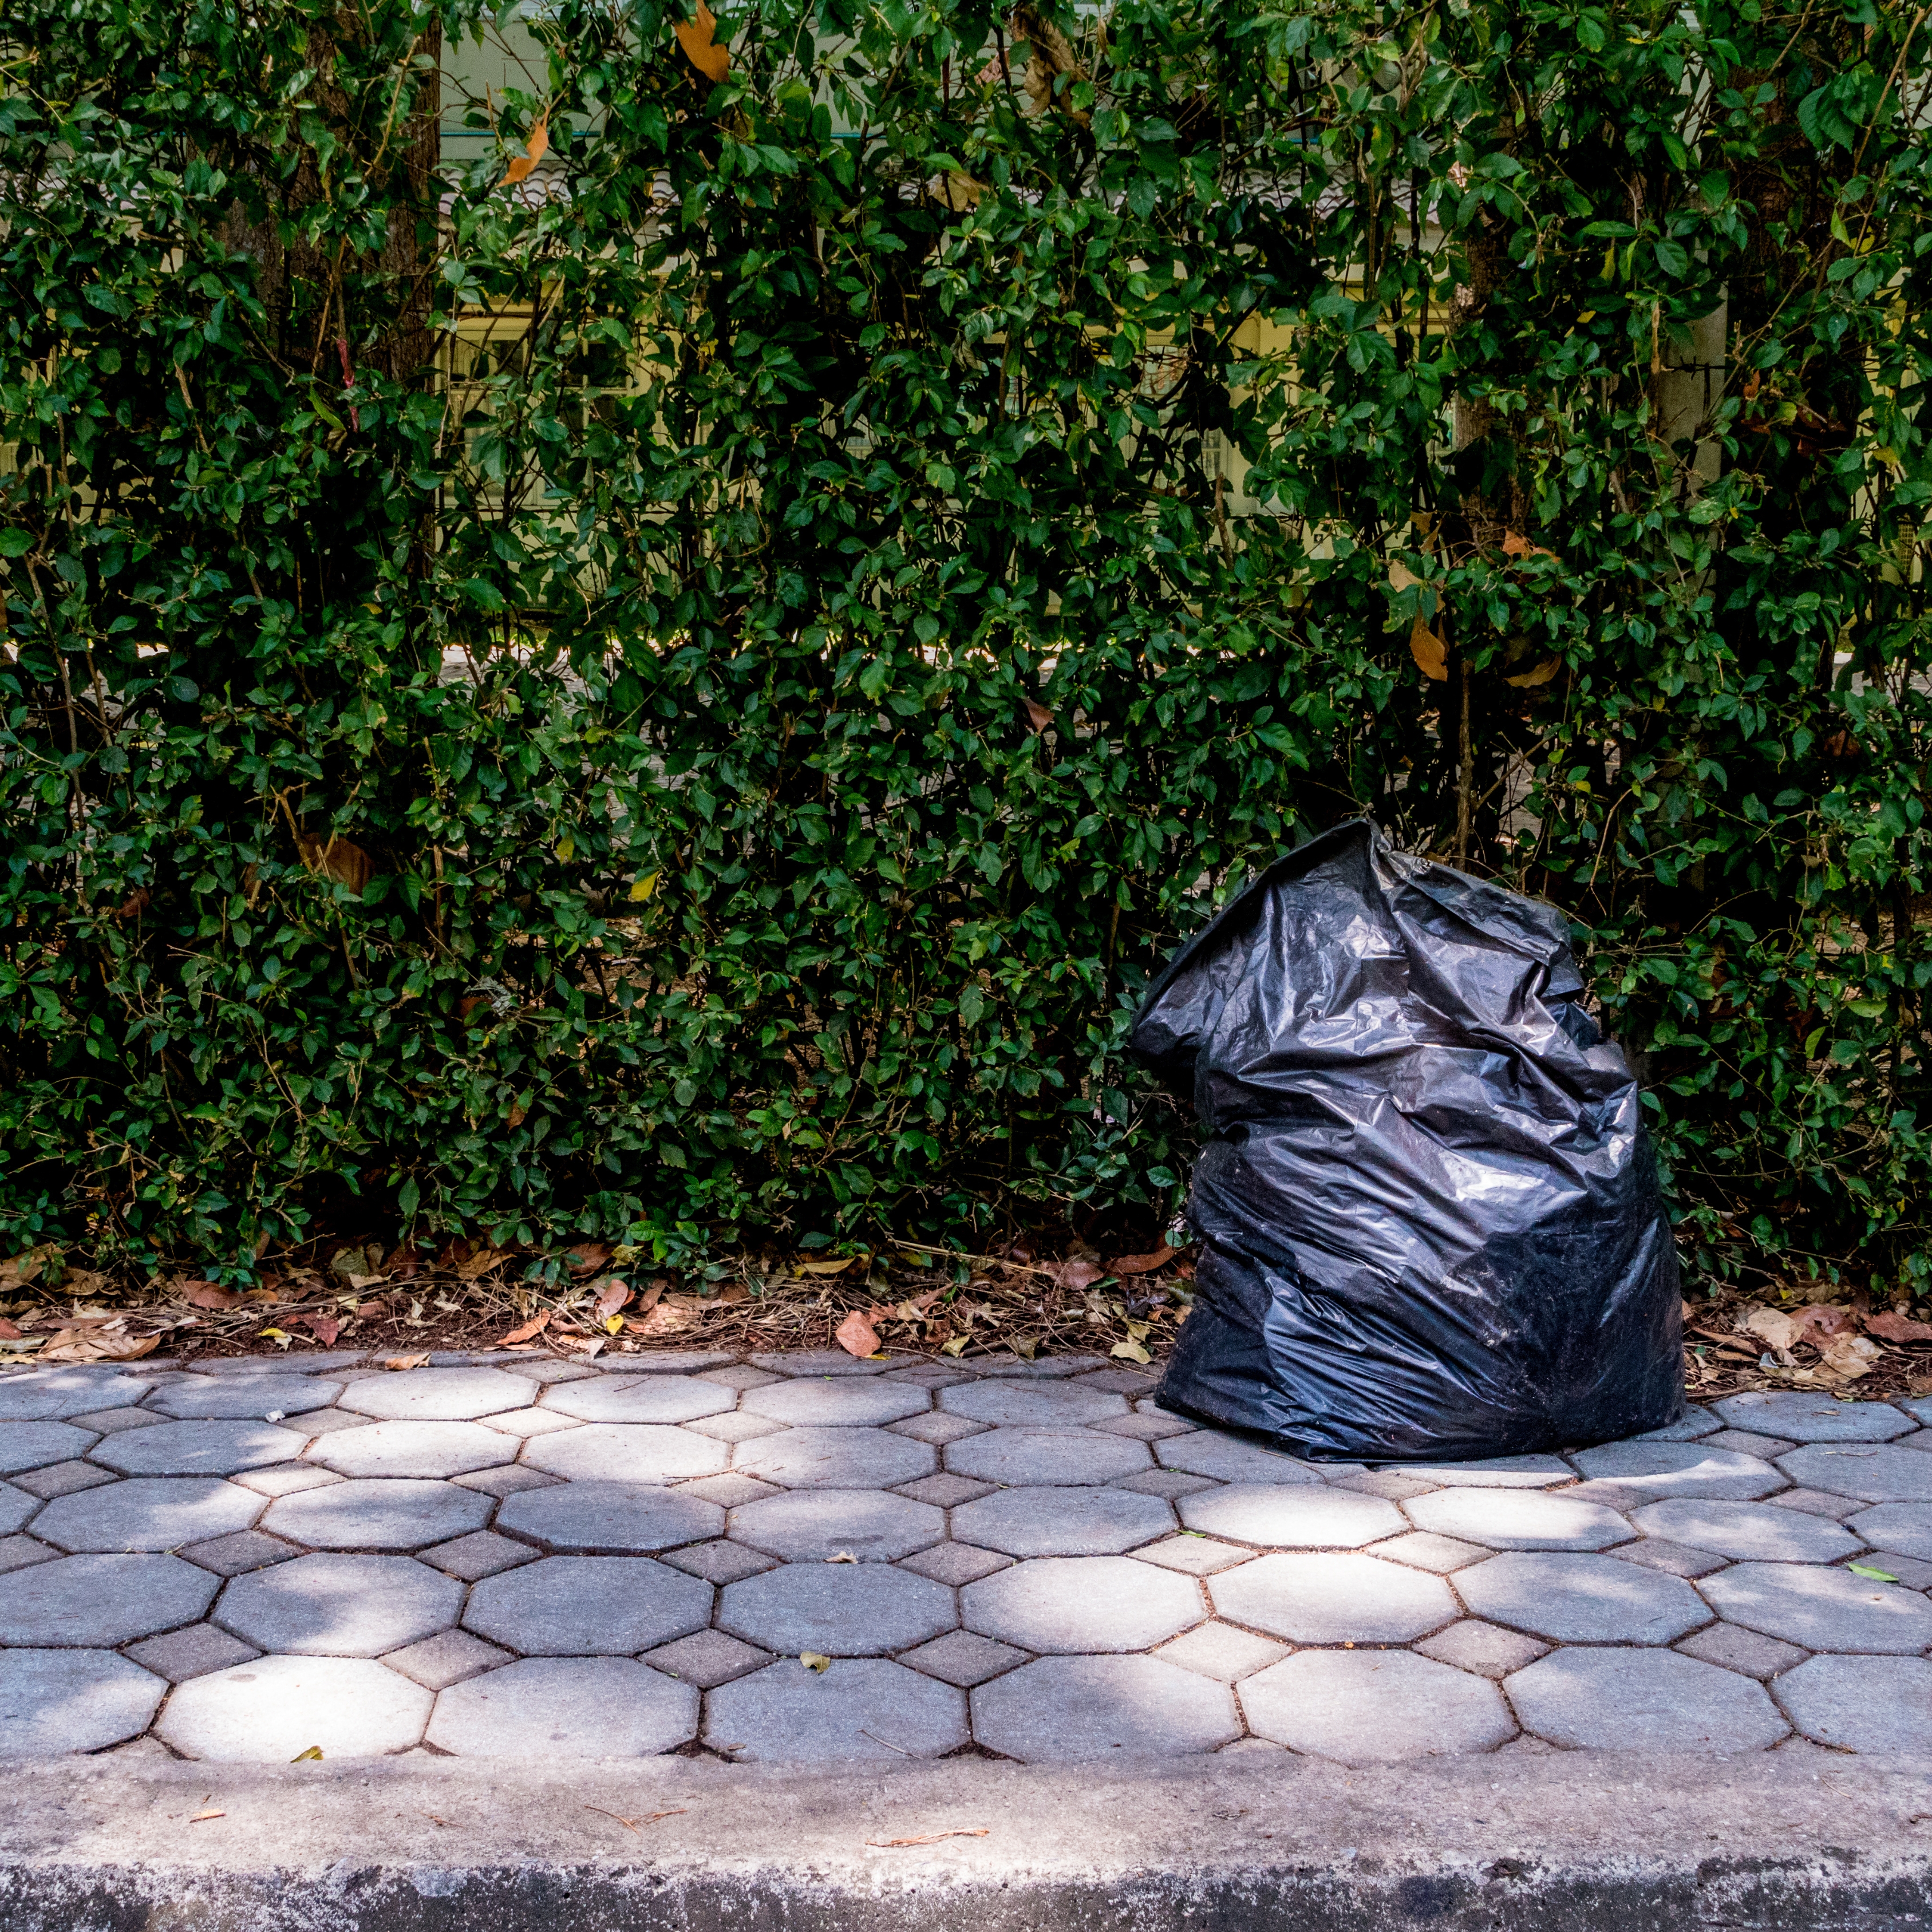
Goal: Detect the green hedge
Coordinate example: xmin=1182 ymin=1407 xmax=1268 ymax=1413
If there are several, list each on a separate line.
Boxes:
xmin=4 ymin=0 xmax=1931 ymax=1289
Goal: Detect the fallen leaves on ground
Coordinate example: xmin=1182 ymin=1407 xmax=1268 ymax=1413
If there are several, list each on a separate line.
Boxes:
xmin=290 ymin=1746 xmax=323 ymax=1762
xmin=835 ymin=1309 xmax=881 ymax=1357
xmin=382 ymin=1352 xmax=430 ymax=1372
xmin=800 ymin=1652 xmax=831 ymax=1672
xmin=498 ymin=1309 xmax=552 ymax=1346
xmin=1110 ymin=1244 xmax=1175 ymax=1277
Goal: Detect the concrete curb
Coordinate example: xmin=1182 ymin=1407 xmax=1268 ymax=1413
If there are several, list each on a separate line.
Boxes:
xmin=3 ymin=1752 xmax=1930 ymax=1930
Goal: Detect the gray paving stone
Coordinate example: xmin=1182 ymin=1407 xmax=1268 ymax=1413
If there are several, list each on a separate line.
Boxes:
xmin=451 ymin=1465 xmax=560 ymax=1499
xmin=194 ymin=1351 xmax=367 ymax=1375
xmin=718 ymin=1560 xmax=955 ymax=1655
xmin=970 ymin=1654 xmax=1239 ymax=1761
xmin=1705 ymin=1429 xmax=1799 ymax=1461
xmin=1507 ymin=1647 xmax=1789 ymax=1751
xmin=740 ymin=1380 xmax=930 ymax=1427
xmin=382 ymin=1629 xmax=512 ymax=1690
xmin=1071 ymin=1368 xmax=1160 ymax=1396
xmin=262 ymin=1479 xmax=492 ymax=1551
xmin=476 ymin=1406 xmax=583 ymax=1439
xmin=178 ymin=1529 xmax=300 ymax=1577
xmin=881 ymin=1364 xmax=972 ymax=1389
xmin=1245 ymin=1650 xmax=1516 ymax=1764
xmin=1413 ymin=1619 xmax=1550 ymax=1680
xmin=1904 ymin=1394 xmax=1932 ymax=1425
xmin=894 ymin=1472 xmax=994 ymax=1507
xmin=336 ymin=1366 xmax=539 ymax=1420
xmin=1771 ymin=1487 xmax=1864 ymax=1519
xmin=0 ymin=1534 xmax=57 ymax=1575
xmin=938 ymin=1381 xmax=1129 ymax=1428
xmin=292 ymin=1408 xmax=369 ymax=1436
xmin=588 ymin=1352 xmax=736 ymax=1376
xmin=149 ymin=1376 xmax=343 ymax=1419
xmin=0 ymin=1372 xmax=154 ymax=1420
xmin=420 ymin=1530 xmax=540 ymax=1582
xmin=90 ymin=1419 xmax=309 ymax=1477
xmin=749 ymin=1350 xmax=896 ymax=1377
xmin=1334 ymin=1469 xmax=1443 ymax=1502
xmin=696 ymin=1365 xmax=783 ymax=1390
xmin=157 ymin=1654 xmax=432 ymax=1760
xmin=658 ymin=1539 xmax=778 ymax=1586
xmin=887 ymin=1411 xmax=987 ymax=1446
xmin=685 ymin=1412 xmax=788 ymax=1443
xmin=971 ymin=1355 xmax=1106 ymax=1377
xmin=705 ymin=1657 xmax=967 ymax=1761
xmin=1132 ymin=1534 xmax=1253 ymax=1577
xmin=899 ymin=1629 xmax=1030 ymax=1688
xmin=1631 ymin=1406 xmax=1721 ymax=1441
xmin=1848 ymin=1501 xmax=1932 ymax=1559
xmin=1700 ymin=1559 xmax=1932 ymax=1653
xmin=951 ymin=1485 xmax=1174 ymax=1558
xmin=1087 ymin=1412 xmax=1196 ymax=1444
xmin=521 ymin=1423 xmax=729 ymax=1486
xmin=1675 ymin=1622 xmax=1809 ymax=1681
xmin=1712 ymin=1393 xmax=1915 ymax=1441
xmin=673 ymin=1472 xmax=780 ymax=1508
xmin=961 ymin=1554 xmax=1203 ymax=1653
xmin=0 ymin=1551 xmax=218 ymax=1644
xmin=1154 ymin=1621 xmax=1288 ymax=1683
xmin=1385 ymin=1455 xmax=1574 ymax=1488
xmin=0 ymin=1481 xmax=37 ymax=1535
xmin=0 ymin=1650 xmax=165 ymax=1753
xmin=1610 ymin=1537 xmax=1729 ymax=1579
xmin=215 ymin=1552 xmax=463 ymax=1657
xmin=735 ymin=1425 xmax=933 ymax=1490
xmin=1566 ymin=1441 xmax=1784 ymax=1500
xmin=1456 ymin=1552 xmax=1710 ymax=1645
xmin=642 ymin=1629 xmax=772 ymax=1688
xmin=232 ymin=1463 xmax=343 ymax=1498
xmin=945 ymin=1429 xmax=1150 ymax=1487
xmin=35 ymin=1476 xmax=263 ymax=1552
xmin=728 ymin=1488 xmax=943 ymax=1563
xmin=1209 ymin=1552 xmax=1455 ymax=1644
xmin=1372 ymin=1530 xmax=1490 ymax=1574
xmin=1404 ymin=1488 xmax=1634 ymax=1551
xmin=1115 ymin=1468 xmax=1222 ymax=1500
xmin=1219 ymin=1736 xmax=1291 ymax=1757
xmin=898 ymin=1541 xmax=1012 ymax=1587
xmin=538 ymin=1375 xmax=737 ymax=1425
xmin=1856 ymin=1549 xmax=1932 ymax=1589
xmin=1631 ymin=1498 xmax=1862 ymax=1563
xmin=464 ymin=1555 xmax=712 ymax=1654
xmin=0 ymin=1421 xmax=98 ymax=1474
xmin=307 ymin=1420 xmax=516 ymax=1480
xmin=14 ymin=1459 xmax=118 ymax=1498
xmin=1176 ymin=1483 xmax=1405 ymax=1548
xmin=1779 ymin=1442 xmax=1932 ymax=1503
xmin=123 ymin=1622 xmax=262 ymax=1683
xmin=1153 ymin=1433 xmax=1322 ymax=1484
xmin=1775 ymin=1654 xmax=1932 ymax=1751
xmin=496 ymin=1479 xmax=724 ymax=1554
xmin=66 ymin=1406 xmax=167 ymax=1435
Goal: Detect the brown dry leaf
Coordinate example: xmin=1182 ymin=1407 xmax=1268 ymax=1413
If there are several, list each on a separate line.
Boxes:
xmin=561 ymin=1334 xmax=607 ymax=1358
xmin=298 ymin=1314 xmax=341 ymax=1346
xmin=836 ymin=1309 xmax=881 ymax=1358
xmin=354 ymin=1299 xmax=389 ymax=1319
xmin=1503 ymin=657 xmax=1562 ymax=689
xmin=716 ymin=1282 xmax=749 ymax=1305
xmin=497 ymin=1309 xmax=552 ymax=1346
xmin=382 ymin=1352 xmax=431 ymax=1372
xmin=1866 ymin=1309 xmax=1932 ymax=1344
xmin=505 ymin=1099 xmax=529 ymax=1130
xmin=1050 ymin=1258 xmax=1104 ymax=1292
xmin=1796 ymin=1303 xmax=1859 ymax=1339
xmin=1818 ymin=1333 xmax=1883 ymax=1380
xmin=1110 ymin=1244 xmax=1176 ymax=1277
xmin=0 ymin=1318 xmax=19 ymax=1341
xmin=1022 ymin=699 xmax=1053 ymax=733
xmin=41 ymin=1331 xmax=159 ymax=1365
xmin=176 ymin=1279 xmax=243 ymax=1312
xmin=674 ymin=1 xmax=730 ymax=83
xmin=1501 ymin=531 xmax=1558 ymax=560
xmin=1409 ymin=617 xmax=1448 ymax=682
xmin=1741 ymin=1307 xmax=1804 ymax=1353
xmin=567 ymin=1243 xmax=614 ymax=1278
xmin=457 ymin=1244 xmax=508 ymax=1281
xmin=594 ymin=1279 xmax=634 ymax=1319
xmin=503 ymin=112 xmax=550 ymax=185
xmin=0 ymin=1243 xmax=61 ymax=1290
xmin=630 ymin=1302 xmax=693 ymax=1337
xmin=295 ymin=833 xmax=373 ymax=897
xmin=796 ymin=1256 xmax=856 ymax=1276
xmin=868 ymin=1828 xmax=989 ymax=1848
xmin=64 ymin=1269 xmax=110 ymax=1297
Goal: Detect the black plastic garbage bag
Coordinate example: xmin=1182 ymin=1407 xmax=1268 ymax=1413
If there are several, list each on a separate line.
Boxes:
xmin=1132 ymin=819 xmax=1681 ymax=1461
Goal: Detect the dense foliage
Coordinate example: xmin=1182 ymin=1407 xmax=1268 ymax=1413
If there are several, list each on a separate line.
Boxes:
xmin=3 ymin=0 xmax=1931 ymax=1290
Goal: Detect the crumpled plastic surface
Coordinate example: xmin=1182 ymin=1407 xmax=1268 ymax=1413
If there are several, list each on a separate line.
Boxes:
xmin=1132 ymin=820 xmax=1681 ymax=1461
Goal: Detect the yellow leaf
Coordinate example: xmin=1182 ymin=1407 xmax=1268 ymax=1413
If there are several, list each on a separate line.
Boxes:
xmin=556 ymin=834 xmax=575 ymax=863
xmin=629 ymin=871 xmax=659 ymax=903
xmin=290 ymin=1745 xmax=324 ymax=1762
xmin=796 ymin=1255 xmax=856 ymax=1275
xmin=800 ymin=1651 xmax=832 ymax=1673
xmin=504 ymin=113 xmax=549 ymax=186
xmin=1504 ymin=658 xmax=1562 ymax=688
xmin=1409 ymin=617 xmax=1448 ymax=682
xmin=674 ymin=2 xmax=731 ymax=84
xmin=1111 ymin=1339 xmax=1152 ymax=1364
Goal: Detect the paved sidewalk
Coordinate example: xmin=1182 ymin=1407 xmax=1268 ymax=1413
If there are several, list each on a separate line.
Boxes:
xmin=1 ymin=1347 xmax=1929 ymax=1764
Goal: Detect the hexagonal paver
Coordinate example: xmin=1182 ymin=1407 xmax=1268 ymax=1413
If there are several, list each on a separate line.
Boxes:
xmin=90 ymin=1420 xmax=309 ymax=1477
xmin=0 ymin=1483 xmax=35 ymax=1535
xmin=1700 ymin=1560 xmax=1932 ymax=1653
xmin=970 ymin=1655 xmax=1239 ymax=1761
xmin=538 ymin=1377 xmax=736 ymax=1425
xmin=215 ymin=1554 xmax=463 ymax=1657
xmin=338 ymin=1367 xmax=538 ymax=1421
xmin=262 ymin=1479 xmax=492 ymax=1551
xmin=0 ymin=1552 xmax=218 ymax=1645
xmin=1507 ymin=1647 xmax=1788 ymax=1751
xmin=1633 ymin=1407 xmax=1721 ymax=1441
xmin=1153 ymin=1433 xmax=1322 ymax=1484
xmin=738 ymin=1380 xmax=930 ymax=1428
xmin=728 ymin=1489 xmax=943 ymax=1563
xmin=521 ymin=1424 xmax=729 ymax=1486
xmin=718 ymin=1562 xmax=955 ymax=1655
xmin=427 ymin=1656 xmax=699 ymax=1757
xmin=1566 ymin=1443 xmax=1784 ymax=1500
xmin=962 ymin=1555 xmax=1202 ymax=1653
xmin=1776 ymin=1655 xmax=1932 ymax=1752
xmin=35 ymin=1477 xmax=263 ymax=1552
xmin=1779 ymin=1443 xmax=1932 ymax=1503
xmin=1243 ymin=1651 xmax=1516 ymax=1764
xmin=1847 ymin=1502 xmax=1932 ymax=1560
xmin=705 ymin=1658 xmax=967 ymax=1761
xmin=748 ymin=1351 xmax=898 ymax=1377
xmin=938 ymin=1382 xmax=1129 ymax=1428
xmin=306 ymin=1421 xmax=516 ymax=1480
xmin=1712 ymin=1394 xmax=1915 ymax=1442
xmin=1176 ymin=1484 xmax=1404 ymax=1548
xmin=0 ymin=1421 xmax=98 ymax=1475
xmin=1155 ymin=1622 xmax=1288 ymax=1682
xmin=1630 ymin=1499 xmax=1861 ymax=1564
xmin=0 ymin=1651 xmax=165 ymax=1753
xmin=1208 ymin=1553 xmax=1455 ymax=1645
xmin=496 ymin=1480 xmax=723 ymax=1554
xmin=1456 ymin=1553 xmax=1712 ymax=1645
xmin=464 ymin=1555 xmax=712 ymax=1654
xmin=1405 ymin=1490 xmax=1634 ymax=1552
xmin=124 ymin=1623 xmax=264 ymax=1684
xmin=1385 ymin=1456 xmax=1575 ymax=1488
xmin=951 ymin=1485 xmax=1174 ymax=1557
xmin=1413 ymin=1619 xmax=1550 ymax=1680
xmin=945 ymin=1429 xmax=1149 ymax=1488
xmin=156 ymin=1655 xmax=431 ymax=1760
xmin=0 ymin=1372 xmax=154 ymax=1421
xmin=1675 ymin=1623 xmax=1807 ymax=1680
xmin=734 ymin=1427 xmax=933 ymax=1491
xmin=150 ymin=1377 xmax=343 ymax=1420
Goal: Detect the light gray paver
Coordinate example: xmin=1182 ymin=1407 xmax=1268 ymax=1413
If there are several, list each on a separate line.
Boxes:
xmin=718 ymin=1560 xmax=955 ymax=1655
xmin=1404 ymin=1489 xmax=1634 ymax=1551
xmin=263 ymin=1478 xmax=492 ymax=1550
xmin=739 ymin=1380 xmax=930 ymax=1428
xmin=233 ymin=1463 xmax=342 ymax=1499
xmin=420 ymin=1531 xmax=540 ymax=1582
xmin=1153 ymin=1621 xmax=1289 ymax=1683
xmin=123 ymin=1623 xmax=262 ymax=1682
xmin=464 ymin=1555 xmax=713 ymax=1654
xmin=337 ymin=1367 xmax=539 ymax=1421
xmin=938 ymin=1382 xmax=1129 ymax=1428
xmin=1778 ymin=1443 xmax=1932 ymax=1503
xmin=215 ymin=1553 xmax=463 ymax=1657
xmin=962 ymin=1555 xmax=1203 ymax=1653
xmin=1208 ymin=1552 xmax=1456 ymax=1645
xmin=520 ymin=1423 xmax=730 ymax=1486
xmin=887 ymin=1411 xmax=987 ymax=1446
xmin=686 ymin=1413 xmax=787 ymax=1443
xmin=1507 ymin=1647 xmax=1789 ymax=1751
xmin=1244 ymin=1650 xmax=1516 ymax=1764
xmin=1846 ymin=1501 xmax=1932 ymax=1559
xmin=735 ymin=1426 xmax=934 ymax=1491
xmin=1386 ymin=1455 xmax=1574 ymax=1488
xmin=642 ymin=1629 xmax=772 ymax=1688
xmin=476 ymin=1406 xmax=582 ymax=1439
xmin=0 ymin=1650 xmax=164 ymax=1753
xmin=1775 ymin=1654 xmax=1932 ymax=1752
xmin=1675 ymin=1622 xmax=1809 ymax=1681
xmin=381 ymin=1629 xmax=511 ymax=1691
xmin=1455 ymin=1552 xmax=1712 ymax=1645
xmin=1612 ymin=1537 xmax=1728 ymax=1579
xmin=1699 ymin=1560 xmax=1932 ymax=1653
xmin=1771 ymin=1488 xmax=1864 ymax=1520
xmin=1153 ymin=1432 xmax=1323 ymax=1484
xmin=1566 ymin=1442 xmax=1784 ymax=1500
xmin=34 ymin=1477 xmax=263 ymax=1552
xmin=536 ymin=1376 xmax=737 ymax=1425
xmin=89 ymin=1419 xmax=308 ymax=1477
xmin=1632 ymin=1407 xmax=1721 ymax=1441
xmin=13 ymin=1460 xmax=116 ymax=1500
xmin=156 ymin=1655 xmax=432 ymax=1761
xmin=1093 ymin=1411 xmax=1199 ymax=1443
xmin=970 ymin=1654 xmax=1239 ymax=1761
xmin=727 ymin=1489 xmax=943 ymax=1563
xmin=496 ymin=1480 xmax=724 ymax=1554
xmin=307 ymin=1420 xmax=515 ymax=1480
xmin=178 ymin=1529 xmax=299 ymax=1577
xmin=1705 ymin=1429 xmax=1799 ymax=1461
xmin=898 ymin=1542 xmax=1011 ymax=1587
xmin=150 ymin=1377 xmax=343 ymax=1419
xmin=1630 ymin=1498 xmax=1862 ymax=1563
xmin=659 ymin=1539 xmax=778 ymax=1586
xmin=428 ymin=1656 xmax=699 ymax=1757
xmin=0 ymin=1421 xmax=97 ymax=1475
xmin=0 ymin=1552 xmax=217 ymax=1645
xmin=748 ymin=1351 xmax=897 ymax=1377
xmin=451 ymin=1465 xmax=559 ymax=1499
xmin=945 ymin=1429 xmax=1150 ymax=1488
xmin=1373 ymin=1531 xmax=1490 ymax=1574
xmin=1117 ymin=1468 xmax=1220 ymax=1500
xmin=705 ymin=1657 xmax=967 ymax=1761
xmin=1132 ymin=1535 xmax=1253 ymax=1577
xmin=673 ymin=1473 xmax=778 ymax=1508
xmin=951 ymin=1485 xmax=1174 ymax=1557
xmin=898 ymin=1629 xmax=1029 ymax=1688
xmin=895 ymin=1472 xmax=994 ymax=1508
xmin=1413 ymin=1619 xmax=1550 ymax=1680
xmin=0 ymin=1483 xmax=37 ymax=1535
xmin=1177 ymin=1484 xmax=1405 ymax=1549
xmin=1712 ymin=1393 xmax=1915 ymax=1442
xmin=0 ymin=1530 xmax=52 ymax=1570
xmin=0 ymin=1373 xmax=153 ymax=1421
